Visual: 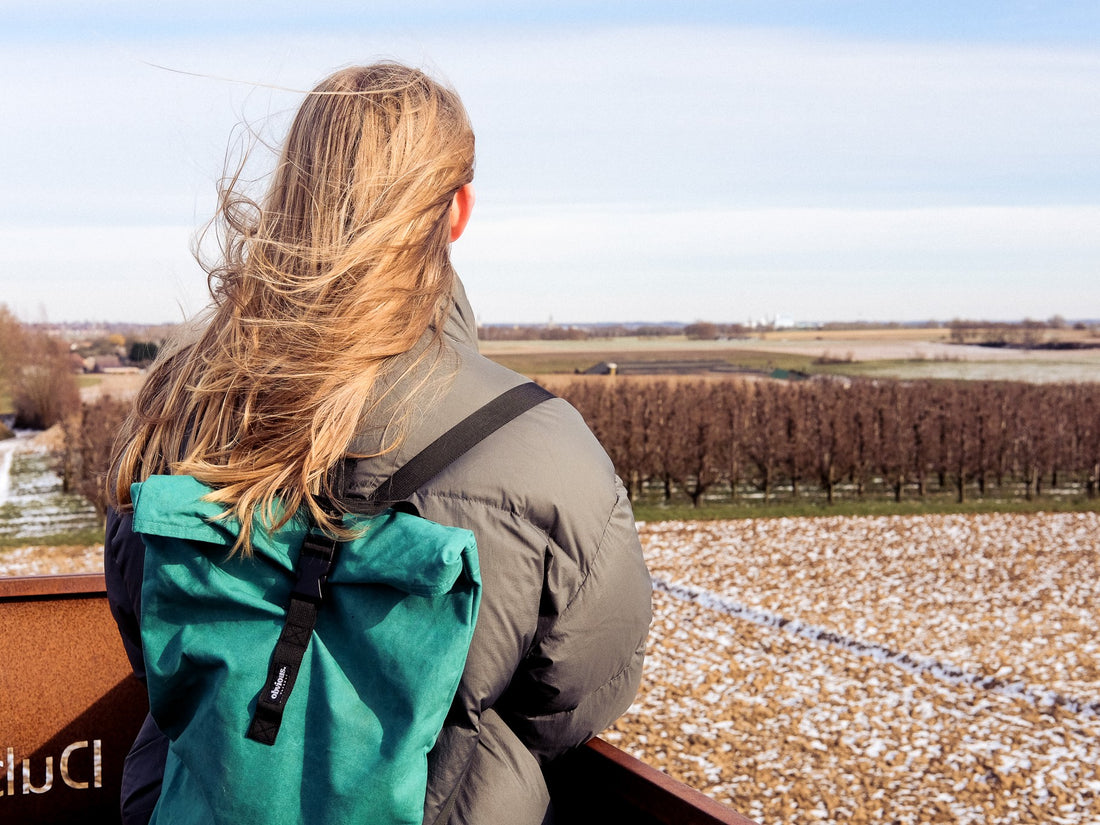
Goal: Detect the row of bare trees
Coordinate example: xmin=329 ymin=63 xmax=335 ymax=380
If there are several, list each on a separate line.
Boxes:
xmin=54 ymin=375 xmax=1100 ymax=522
xmin=58 ymin=396 xmax=130 ymax=522
xmin=556 ymin=377 xmax=1100 ymax=505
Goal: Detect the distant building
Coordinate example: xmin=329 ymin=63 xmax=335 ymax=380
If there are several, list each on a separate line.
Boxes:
xmin=579 ymin=360 xmax=806 ymax=380
xmin=773 ymin=315 xmax=795 ymax=330
xmin=92 ymin=355 xmax=121 ymax=372
xmin=747 ymin=314 xmax=796 ymax=330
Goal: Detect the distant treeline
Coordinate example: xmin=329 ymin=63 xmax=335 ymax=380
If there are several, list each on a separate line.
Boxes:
xmin=478 ymin=322 xmax=747 ymax=341
xmin=479 ymin=317 xmax=1100 ymax=343
xmin=947 ymin=316 xmax=1099 ymax=347
xmin=555 ymin=378 xmax=1100 ymax=506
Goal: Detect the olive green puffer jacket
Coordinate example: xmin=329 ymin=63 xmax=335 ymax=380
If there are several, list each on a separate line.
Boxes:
xmin=343 ymin=279 xmax=652 ymax=825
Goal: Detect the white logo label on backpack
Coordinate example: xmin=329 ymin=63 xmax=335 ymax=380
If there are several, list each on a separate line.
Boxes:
xmin=270 ymin=666 xmax=289 ymax=702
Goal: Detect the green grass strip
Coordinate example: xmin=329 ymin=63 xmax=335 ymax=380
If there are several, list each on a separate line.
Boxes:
xmin=631 ymin=496 xmax=1100 ymax=523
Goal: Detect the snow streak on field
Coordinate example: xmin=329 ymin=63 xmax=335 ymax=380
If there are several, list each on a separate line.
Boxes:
xmin=0 ymin=435 xmax=98 ymax=541
xmin=0 ymin=433 xmax=103 ymax=575
xmin=607 ymin=513 xmax=1100 ymax=825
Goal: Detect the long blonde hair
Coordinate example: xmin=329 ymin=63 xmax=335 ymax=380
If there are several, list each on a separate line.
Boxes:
xmin=109 ymin=63 xmax=475 ymax=550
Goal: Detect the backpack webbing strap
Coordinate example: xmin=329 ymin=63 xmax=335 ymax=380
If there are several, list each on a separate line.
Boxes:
xmin=247 ymin=530 xmax=339 ymax=745
xmin=367 ymin=381 xmax=555 ymax=505
xmin=247 ymin=382 xmax=554 ymax=746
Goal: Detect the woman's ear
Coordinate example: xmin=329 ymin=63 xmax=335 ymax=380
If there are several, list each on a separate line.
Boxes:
xmin=449 ymin=183 xmax=475 ymax=242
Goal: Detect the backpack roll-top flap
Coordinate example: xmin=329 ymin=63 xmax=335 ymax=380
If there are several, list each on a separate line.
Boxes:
xmin=330 ymin=508 xmax=480 ymax=597
xmin=131 ymin=475 xmax=479 ymax=596
xmin=131 ymin=475 xmax=306 ymax=567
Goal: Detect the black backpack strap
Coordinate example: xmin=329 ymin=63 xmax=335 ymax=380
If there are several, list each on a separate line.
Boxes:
xmin=247 ymin=528 xmax=339 ymax=745
xmin=367 ymin=381 xmax=555 ymax=506
xmin=247 ymin=382 xmax=554 ymax=746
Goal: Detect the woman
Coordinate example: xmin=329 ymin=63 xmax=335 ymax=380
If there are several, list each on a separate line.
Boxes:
xmin=105 ymin=63 xmax=651 ymax=824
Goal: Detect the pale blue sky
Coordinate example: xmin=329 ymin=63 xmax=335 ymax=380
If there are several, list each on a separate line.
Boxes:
xmin=1 ymin=1 xmax=1097 ymax=324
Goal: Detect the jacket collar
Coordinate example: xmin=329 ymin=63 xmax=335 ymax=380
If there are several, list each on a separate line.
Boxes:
xmin=443 ymin=273 xmax=478 ymax=351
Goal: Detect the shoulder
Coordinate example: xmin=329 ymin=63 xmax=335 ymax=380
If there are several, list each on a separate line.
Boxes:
xmin=345 ymin=342 xmax=622 ymax=552
xmin=349 ymin=342 xmax=617 ymax=499
xmin=431 ymin=346 xmax=617 ymax=513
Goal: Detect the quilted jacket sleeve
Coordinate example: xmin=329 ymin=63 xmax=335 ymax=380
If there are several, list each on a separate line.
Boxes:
xmin=495 ymin=477 xmax=652 ymax=764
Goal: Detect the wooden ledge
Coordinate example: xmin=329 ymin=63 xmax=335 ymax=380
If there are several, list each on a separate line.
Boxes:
xmin=0 ymin=572 xmax=108 ymax=601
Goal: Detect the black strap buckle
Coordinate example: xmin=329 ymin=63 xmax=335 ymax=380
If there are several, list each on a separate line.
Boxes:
xmin=291 ymin=533 xmax=338 ymax=604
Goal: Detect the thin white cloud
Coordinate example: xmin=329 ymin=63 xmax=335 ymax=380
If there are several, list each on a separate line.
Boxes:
xmin=1 ymin=21 xmax=1097 ymax=322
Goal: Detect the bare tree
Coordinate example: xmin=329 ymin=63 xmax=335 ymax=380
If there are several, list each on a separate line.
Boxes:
xmin=715 ymin=381 xmax=748 ymax=500
xmin=948 ymin=383 xmax=977 ymax=503
xmin=60 ymin=396 xmax=131 ymax=523
xmin=0 ymin=305 xmax=23 ymax=399
xmin=804 ymin=380 xmax=851 ymax=504
xmin=782 ymin=385 xmax=809 ymax=499
xmin=1081 ymin=385 xmax=1100 ymax=499
xmin=848 ymin=382 xmax=878 ymax=498
xmin=12 ymin=327 xmax=80 ymax=429
xmin=638 ymin=380 xmax=677 ymax=501
xmin=1009 ymin=384 xmax=1048 ymax=501
xmin=873 ymin=381 xmax=913 ymax=502
xmin=665 ymin=383 xmax=725 ymax=507
xmin=742 ymin=382 xmax=789 ymax=502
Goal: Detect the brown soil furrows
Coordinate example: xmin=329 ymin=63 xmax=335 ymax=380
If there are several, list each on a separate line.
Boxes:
xmin=609 ymin=513 xmax=1100 ymax=824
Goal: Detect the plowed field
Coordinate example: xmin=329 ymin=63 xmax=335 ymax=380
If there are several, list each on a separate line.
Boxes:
xmin=607 ymin=513 xmax=1099 ymax=824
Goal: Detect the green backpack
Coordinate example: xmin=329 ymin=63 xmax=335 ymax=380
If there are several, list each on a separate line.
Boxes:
xmin=133 ymin=383 xmax=552 ymax=825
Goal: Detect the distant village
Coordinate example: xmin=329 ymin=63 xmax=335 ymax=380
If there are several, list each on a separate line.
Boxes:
xmin=478 ymin=316 xmax=834 ymax=342
xmin=32 ymin=321 xmax=174 ymax=375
